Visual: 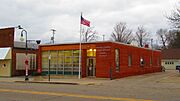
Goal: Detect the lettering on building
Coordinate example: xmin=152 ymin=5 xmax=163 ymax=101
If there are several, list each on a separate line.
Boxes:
xmin=96 ymin=46 xmax=111 ymax=57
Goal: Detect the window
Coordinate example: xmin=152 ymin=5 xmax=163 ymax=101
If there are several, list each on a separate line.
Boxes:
xmin=58 ymin=50 xmax=64 ymax=73
xmin=42 ymin=51 xmax=49 ymax=70
xmin=87 ymin=49 xmax=96 ymax=57
xmin=150 ymin=56 xmax=152 ymax=66
xmin=29 ymin=54 xmax=36 ymax=70
xmin=16 ymin=53 xmax=36 ymax=70
xmin=41 ymin=50 xmax=79 ymax=75
xmin=50 ymin=51 xmax=58 ymax=71
xmin=157 ymin=58 xmax=160 ymax=66
xmin=140 ymin=57 xmax=144 ymax=67
xmin=167 ymin=61 xmax=174 ymax=65
xmin=128 ymin=54 xmax=132 ymax=67
xmin=115 ymin=49 xmax=120 ymax=71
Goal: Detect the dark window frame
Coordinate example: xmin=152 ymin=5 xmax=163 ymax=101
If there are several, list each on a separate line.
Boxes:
xmin=140 ymin=56 xmax=144 ymax=67
xmin=128 ymin=54 xmax=132 ymax=67
xmin=115 ymin=48 xmax=120 ymax=72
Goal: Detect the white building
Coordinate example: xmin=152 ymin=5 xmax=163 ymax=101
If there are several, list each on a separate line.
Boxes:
xmin=161 ymin=49 xmax=180 ymax=70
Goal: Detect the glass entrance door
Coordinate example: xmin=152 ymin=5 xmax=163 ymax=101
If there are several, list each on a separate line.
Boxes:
xmin=87 ymin=58 xmax=96 ymax=77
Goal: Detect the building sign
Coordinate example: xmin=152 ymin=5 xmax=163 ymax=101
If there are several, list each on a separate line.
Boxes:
xmin=0 ymin=28 xmax=14 ymax=47
xmin=96 ymin=46 xmax=111 ymax=57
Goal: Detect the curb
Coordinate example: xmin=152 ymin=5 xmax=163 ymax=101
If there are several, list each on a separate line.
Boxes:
xmin=0 ymin=80 xmax=14 ymax=83
xmin=15 ymin=81 xmax=79 ymax=85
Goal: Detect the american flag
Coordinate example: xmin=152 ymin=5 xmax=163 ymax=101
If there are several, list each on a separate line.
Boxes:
xmin=81 ymin=16 xmax=90 ymax=27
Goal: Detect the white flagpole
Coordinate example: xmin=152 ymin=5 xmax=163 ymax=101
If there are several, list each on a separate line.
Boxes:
xmin=79 ymin=12 xmax=82 ymax=79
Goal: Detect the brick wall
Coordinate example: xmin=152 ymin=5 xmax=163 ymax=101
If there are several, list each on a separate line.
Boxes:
xmin=12 ymin=48 xmax=38 ymax=76
xmin=0 ymin=28 xmax=14 ymax=47
xmin=38 ymin=42 xmax=161 ymax=79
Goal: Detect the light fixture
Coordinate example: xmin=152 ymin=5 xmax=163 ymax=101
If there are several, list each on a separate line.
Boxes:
xmin=20 ymin=33 xmax=24 ymax=41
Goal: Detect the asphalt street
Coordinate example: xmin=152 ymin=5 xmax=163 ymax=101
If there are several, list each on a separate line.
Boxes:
xmin=0 ymin=70 xmax=180 ymax=101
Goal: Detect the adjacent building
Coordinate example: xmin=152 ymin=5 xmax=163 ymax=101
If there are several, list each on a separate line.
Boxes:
xmin=161 ymin=48 xmax=180 ymax=70
xmin=38 ymin=41 xmax=161 ymax=79
xmin=0 ymin=28 xmax=38 ymax=77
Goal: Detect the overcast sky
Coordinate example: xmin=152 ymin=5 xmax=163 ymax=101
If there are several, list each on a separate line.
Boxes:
xmin=0 ymin=0 xmax=178 ymax=43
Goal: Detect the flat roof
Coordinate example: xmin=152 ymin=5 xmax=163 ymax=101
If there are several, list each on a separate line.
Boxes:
xmin=162 ymin=48 xmax=180 ymax=59
xmin=39 ymin=41 xmax=160 ymax=52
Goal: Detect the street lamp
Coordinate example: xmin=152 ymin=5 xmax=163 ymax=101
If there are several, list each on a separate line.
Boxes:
xmin=18 ymin=25 xmax=29 ymax=81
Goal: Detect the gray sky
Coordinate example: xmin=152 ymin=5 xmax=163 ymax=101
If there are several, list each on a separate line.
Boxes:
xmin=0 ymin=0 xmax=178 ymax=43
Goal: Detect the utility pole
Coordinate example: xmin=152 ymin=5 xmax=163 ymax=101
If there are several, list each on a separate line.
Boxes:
xmin=51 ymin=29 xmax=56 ymax=44
xmin=103 ymin=35 xmax=105 ymax=41
xmin=151 ymin=39 xmax=153 ymax=49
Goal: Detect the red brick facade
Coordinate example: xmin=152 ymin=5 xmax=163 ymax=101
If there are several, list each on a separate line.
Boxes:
xmin=38 ymin=42 xmax=161 ymax=79
xmin=11 ymin=48 xmax=38 ymax=76
xmin=0 ymin=28 xmax=14 ymax=47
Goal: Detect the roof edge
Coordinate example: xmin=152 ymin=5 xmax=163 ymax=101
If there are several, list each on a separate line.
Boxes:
xmin=39 ymin=41 xmax=161 ymax=52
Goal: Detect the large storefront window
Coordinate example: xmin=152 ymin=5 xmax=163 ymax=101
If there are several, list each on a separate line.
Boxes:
xmin=42 ymin=51 xmax=49 ymax=71
xmin=42 ymin=50 xmax=79 ymax=75
xmin=16 ymin=53 xmax=36 ymax=70
xmin=50 ymin=51 xmax=58 ymax=73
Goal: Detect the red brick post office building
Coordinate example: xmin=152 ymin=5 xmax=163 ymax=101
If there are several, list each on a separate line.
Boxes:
xmin=38 ymin=41 xmax=161 ymax=79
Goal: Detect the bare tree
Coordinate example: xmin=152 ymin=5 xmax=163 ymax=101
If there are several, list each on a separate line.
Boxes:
xmin=166 ymin=2 xmax=180 ymax=48
xmin=135 ymin=26 xmax=149 ymax=47
xmin=167 ymin=8 xmax=180 ymax=29
xmin=168 ymin=30 xmax=180 ymax=48
xmin=81 ymin=27 xmax=98 ymax=42
xmin=156 ymin=28 xmax=169 ymax=49
xmin=111 ymin=22 xmax=133 ymax=44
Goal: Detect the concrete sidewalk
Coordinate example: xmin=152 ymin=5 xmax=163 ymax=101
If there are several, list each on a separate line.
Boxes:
xmin=0 ymin=76 xmax=110 ymax=85
xmin=0 ymin=76 xmax=33 ymax=83
xmin=2 ymin=70 xmax=179 ymax=85
xmin=157 ymin=73 xmax=180 ymax=83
